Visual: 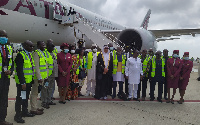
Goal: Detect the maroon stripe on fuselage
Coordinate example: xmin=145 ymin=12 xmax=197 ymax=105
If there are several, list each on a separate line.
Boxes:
xmin=0 ymin=10 xmax=8 ymax=15
xmin=13 ymin=0 xmax=36 ymax=16
xmin=0 ymin=0 xmax=9 ymax=7
xmin=39 ymin=0 xmax=53 ymax=19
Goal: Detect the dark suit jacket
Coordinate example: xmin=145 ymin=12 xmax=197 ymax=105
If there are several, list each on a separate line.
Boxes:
xmin=1 ymin=45 xmax=14 ymax=78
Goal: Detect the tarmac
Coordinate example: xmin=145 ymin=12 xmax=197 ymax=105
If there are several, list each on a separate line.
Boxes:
xmin=4 ymin=61 xmax=200 ymax=125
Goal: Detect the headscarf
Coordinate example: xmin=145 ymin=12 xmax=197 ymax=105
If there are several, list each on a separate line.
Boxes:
xmin=102 ymin=45 xmax=110 ymax=68
xmin=60 ymin=43 xmax=69 ymax=50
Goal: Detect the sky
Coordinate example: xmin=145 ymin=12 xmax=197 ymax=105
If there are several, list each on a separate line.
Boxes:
xmin=66 ymin=0 xmax=200 ymax=59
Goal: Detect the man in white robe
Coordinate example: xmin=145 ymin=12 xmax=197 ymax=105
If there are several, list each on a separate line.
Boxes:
xmin=125 ymin=50 xmax=143 ymax=101
xmin=85 ymin=44 xmax=98 ymax=96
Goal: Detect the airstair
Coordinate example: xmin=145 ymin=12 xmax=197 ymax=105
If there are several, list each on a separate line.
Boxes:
xmin=53 ymin=0 xmax=121 ymax=48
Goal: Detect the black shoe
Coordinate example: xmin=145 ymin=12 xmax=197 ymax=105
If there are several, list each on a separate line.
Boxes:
xmin=14 ymin=116 xmax=25 ymax=123
xmin=133 ymin=98 xmax=140 ymax=102
xmin=41 ymin=103 xmax=50 ymax=109
xmin=51 ymin=97 xmax=55 ymax=100
xmin=164 ymin=97 xmax=168 ymax=100
xmin=62 ymin=101 xmax=66 ymax=104
xmin=112 ymin=95 xmax=116 ymax=99
xmin=22 ymin=112 xmax=35 ymax=117
xmin=157 ymin=98 xmax=162 ymax=103
xmin=49 ymin=101 xmax=56 ymax=105
xmin=127 ymin=98 xmax=131 ymax=101
xmin=59 ymin=101 xmax=63 ymax=104
xmin=150 ymin=98 xmax=155 ymax=101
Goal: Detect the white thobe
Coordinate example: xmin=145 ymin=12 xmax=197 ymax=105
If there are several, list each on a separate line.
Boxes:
xmin=102 ymin=52 xmax=109 ymax=68
xmin=125 ymin=57 xmax=143 ymax=84
xmin=125 ymin=57 xmax=143 ymax=98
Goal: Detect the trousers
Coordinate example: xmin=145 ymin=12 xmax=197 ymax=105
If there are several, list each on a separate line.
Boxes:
xmin=87 ymin=79 xmax=96 ymax=94
xmin=150 ymin=80 xmax=163 ymax=100
xmin=113 ymin=81 xmax=123 ymax=97
xmin=0 ymin=77 xmax=10 ymax=122
xmin=128 ymin=84 xmax=138 ymax=98
xmin=15 ymin=83 xmax=32 ymax=117
xmin=41 ymin=77 xmax=55 ymax=103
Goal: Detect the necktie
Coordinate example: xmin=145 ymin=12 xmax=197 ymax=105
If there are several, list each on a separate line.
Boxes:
xmin=29 ymin=53 xmax=34 ymax=76
xmin=2 ymin=46 xmax=6 ymax=62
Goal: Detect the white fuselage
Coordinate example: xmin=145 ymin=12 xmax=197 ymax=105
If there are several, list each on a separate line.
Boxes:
xmin=0 ymin=0 xmax=156 ymax=50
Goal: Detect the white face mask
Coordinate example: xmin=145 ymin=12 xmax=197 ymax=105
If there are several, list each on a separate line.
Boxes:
xmin=93 ymin=48 xmax=97 ymax=53
xmin=71 ymin=50 xmax=75 ymax=54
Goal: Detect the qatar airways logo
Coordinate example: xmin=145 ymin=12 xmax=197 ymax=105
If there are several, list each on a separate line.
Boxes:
xmin=0 ymin=0 xmax=56 ymax=19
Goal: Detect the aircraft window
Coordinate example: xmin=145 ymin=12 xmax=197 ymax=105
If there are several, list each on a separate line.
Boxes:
xmin=40 ymin=3 xmax=42 ymax=8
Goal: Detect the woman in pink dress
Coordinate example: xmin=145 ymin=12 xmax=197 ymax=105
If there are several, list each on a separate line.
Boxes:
xmin=178 ymin=52 xmax=193 ymax=104
xmin=57 ymin=43 xmax=73 ymax=104
xmin=166 ymin=50 xmax=182 ymax=104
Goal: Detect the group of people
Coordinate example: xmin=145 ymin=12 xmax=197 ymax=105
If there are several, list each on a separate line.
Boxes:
xmin=0 ymin=29 xmax=193 ymax=125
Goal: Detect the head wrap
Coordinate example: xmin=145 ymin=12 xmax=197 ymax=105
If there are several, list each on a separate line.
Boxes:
xmin=184 ymin=52 xmax=189 ymax=55
xmin=60 ymin=43 xmax=69 ymax=49
xmin=173 ymin=50 xmax=179 ymax=53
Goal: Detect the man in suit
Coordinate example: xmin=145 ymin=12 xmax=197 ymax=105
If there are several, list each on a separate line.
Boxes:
xmin=0 ymin=30 xmax=14 ymax=125
xmin=30 ymin=41 xmax=48 ymax=115
xmin=14 ymin=40 xmax=35 ymax=123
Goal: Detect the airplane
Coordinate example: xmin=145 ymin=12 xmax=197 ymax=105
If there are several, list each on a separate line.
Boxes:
xmin=1 ymin=0 xmax=200 ymax=51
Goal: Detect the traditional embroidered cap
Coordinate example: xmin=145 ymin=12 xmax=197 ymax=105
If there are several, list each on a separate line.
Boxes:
xmin=60 ymin=43 xmax=69 ymax=49
xmin=173 ymin=50 xmax=179 ymax=53
xmin=184 ymin=52 xmax=189 ymax=55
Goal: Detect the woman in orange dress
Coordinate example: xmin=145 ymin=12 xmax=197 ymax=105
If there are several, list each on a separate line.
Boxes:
xmin=66 ymin=45 xmax=80 ymax=100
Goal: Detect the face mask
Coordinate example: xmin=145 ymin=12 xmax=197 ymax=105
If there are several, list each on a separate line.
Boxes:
xmin=173 ymin=54 xmax=179 ymax=58
xmin=184 ymin=57 xmax=189 ymax=60
xmin=93 ymin=48 xmax=97 ymax=53
xmin=64 ymin=49 xmax=69 ymax=53
xmin=110 ymin=47 xmax=114 ymax=51
xmin=0 ymin=37 xmax=8 ymax=44
xmin=71 ymin=50 xmax=75 ymax=54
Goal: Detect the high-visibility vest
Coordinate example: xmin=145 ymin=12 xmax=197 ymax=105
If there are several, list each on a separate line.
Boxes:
xmin=0 ymin=45 xmax=13 ymax=79
xmin=138 ymin=55 xmax=150 ymax=74
xmin=15 ymin=51 xmax=35 ymax=84
xmin=44 ymin=50 xmax=53 ymax=76
xmin=87 ymin=52 xmax=100 ymax=69
xmin=162 ymin=56 xmax=172 ymax=62
xmin=151 ymin=57 xmax=165 ymax=77
xmin=113 ymin=51 xmax=125 ymax=74
xmin=52 ymin=48 xmax=58 ymax=59
xmin=33 ymin=50 xmax=48 ymax=79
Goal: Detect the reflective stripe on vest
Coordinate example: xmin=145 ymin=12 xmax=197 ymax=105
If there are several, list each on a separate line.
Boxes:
xmin=7 ymin=45 xmax=12 ymax=78
xmin=143 ymin=56 xmax=150 ymax=74
xmin=15 ymin=51 xmax=34 ymax=84
xmin=34 ymin=50 xmax=47 ymax=79
xmin=87 ymin=52 xmax=100 ymax=69
xmin=53 ymin=48 xmax=58 ymax=59
xmin=151 ymin=57 xmax=165 ymax=77
xmin=0 ymin=45 xmax=13 ymax=78
xmin=113 ymin=51 xmax=125 ymax=74
xmin=44 ymin=50 xmax=53 ymax=76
